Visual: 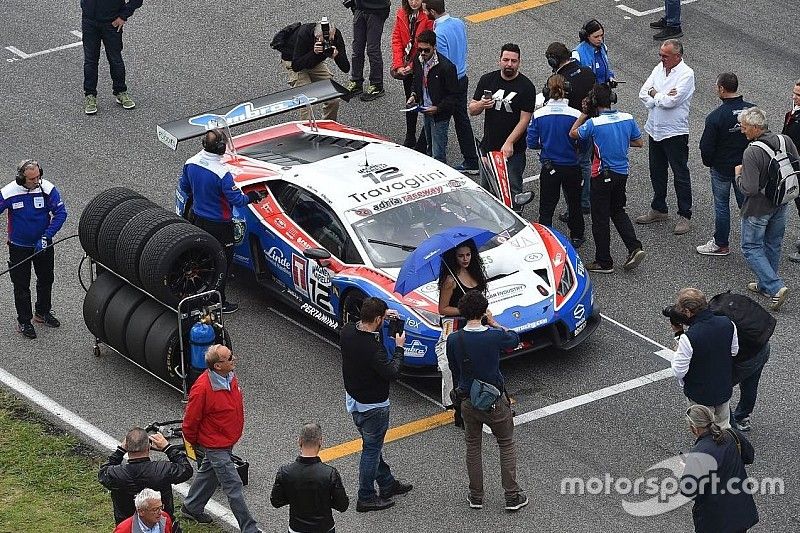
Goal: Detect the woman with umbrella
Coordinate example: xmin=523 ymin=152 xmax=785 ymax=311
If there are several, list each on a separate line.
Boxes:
xmin=436 ymin=239 xmax=488 ymax=424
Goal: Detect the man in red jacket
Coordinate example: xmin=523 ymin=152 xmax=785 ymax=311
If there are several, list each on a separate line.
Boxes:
xmin=114 ymin=488 xmax=173 ymax=533
xmin=180 ymin=344 xmax=260 ymax=532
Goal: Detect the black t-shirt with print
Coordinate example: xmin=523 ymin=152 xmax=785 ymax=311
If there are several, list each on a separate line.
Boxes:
xmin=473 ymin=70 xmax=536 ymax=154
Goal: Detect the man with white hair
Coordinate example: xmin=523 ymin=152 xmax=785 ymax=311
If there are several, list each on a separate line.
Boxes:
xmin=113 ymin=488 xmax=172 ymax=533
xmin=736 ymin=107 xmax=799 ymax=310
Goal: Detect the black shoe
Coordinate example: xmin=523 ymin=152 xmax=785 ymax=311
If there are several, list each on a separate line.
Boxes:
xmin=654 ymin=26 xmax=683 ymax=40
xmin=505 ymin=493 xmax=529 ymax=511
xmin=570 ymin=237 xmax=586 ymax=249
xmin=558 ymin=211 xmax=570 ymax=223
xmin=623 ymin=248 xmax=645 ymax=271
xmin=650 ymin=18 xmax=667 ymax=28
xmin=360 ymin=84 xmax=385 ymax=102
xmin=16 ymin=321 xmax=37 ymax=339
xmin=735 ymin=416 xmax=752 ymax=432
xmin=356 ymin=498 xmax=395 ymax=512
xmin=221 ymin=302 xmax=239 ymax=314
xmin=181 ymin=504 xmax=213 ymax=524
xmin=467 ymin=494 xmax=483 ymax=509
xmin=34 ymin=311 xmax=60 ymax=328
xmin=454 ymin=408 xmax=464 ymax=429
xmin=380 ymin=479 xmax=413 ymax=499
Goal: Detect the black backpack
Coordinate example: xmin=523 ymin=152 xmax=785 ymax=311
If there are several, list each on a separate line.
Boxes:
xmin=270 ymin=22 xmax=302 ymax=60
xmin=708 ymin=291 xmax=776 ymax=358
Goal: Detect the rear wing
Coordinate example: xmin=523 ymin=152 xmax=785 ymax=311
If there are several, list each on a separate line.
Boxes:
xmin=156 ymin=80 xmax=350 ymax=150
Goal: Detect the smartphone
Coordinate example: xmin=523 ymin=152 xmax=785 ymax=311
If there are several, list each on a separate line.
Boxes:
xmin=483 ymin=89 xmax=492 ymax=100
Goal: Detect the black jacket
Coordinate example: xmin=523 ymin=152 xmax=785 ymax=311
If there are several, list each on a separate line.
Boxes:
xmin=270 ymin=456 xmax=349 ymax=533
xmin=98 ymin=444 xmax=193 ymax=524
xmin=410 ymin=52 xmax=460 ymax=122
xmin=699 ymin=96 xmax=756 ymax=175
xmin=553 ymin=59 xmax=596 ymax=111
xmin=290 ymin=23 xmax=350 ymax=74
xmin=782 ymin=109 xmax=800 ymax=153
xmin=681 ymin=430 xmax=759 ymax=533
xmin=354 ymin=0 xmax=391 ymax=18
xmin=81 ymin=0 xmax=142 ymax=22
xmin=683 ymin=309 xmax=734 ymax=406
xmin=340 ymin=322 xmax=403 ymax=403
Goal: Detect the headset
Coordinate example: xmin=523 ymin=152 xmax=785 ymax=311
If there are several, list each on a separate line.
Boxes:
xmin=16 ymin=159 xmax=43 ymax=187
xmin=546 ymin=54 xmax=560 ymax=70
xmin=541 ymin=74 xmax=571 ymax=101
xmin=588 ymin=85 xmax=618 ymax=108
xmin=202 ymin=129 xmax=227 ymax=155
xmin=579 ymin=19 xmax=602 ymax=42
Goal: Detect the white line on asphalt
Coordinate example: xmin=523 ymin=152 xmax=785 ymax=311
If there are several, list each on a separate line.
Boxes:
xmin=4 ymin=31 xmax=83 ymax=60
xmin=600 ymin=312 xmax=674 ymax=362
xmin=617 ymin=0 xmax=698 ymax=17
xmin=0 ymin=367 xmax=240 ymax=530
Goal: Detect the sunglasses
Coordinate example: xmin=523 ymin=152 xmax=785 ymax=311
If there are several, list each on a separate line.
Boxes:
xmin=418 ymin=47 xmax=433 ymax=54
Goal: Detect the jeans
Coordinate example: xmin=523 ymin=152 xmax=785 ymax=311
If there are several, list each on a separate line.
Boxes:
xmin=453 ymin=76 xmax=478 ymax=166
xmin=648 ymin=135 xmax=692 ymax=218
xmin=665 ymin=0 xmax=681 ymax=26
xmin=506 ymin=151 xmax=526 ymax=203
xmin=424 ymin=116 xmax=450 ymax=163
xmin=590 ymin=171 xmax=642 ymax=267
xmin=710 ymin=168 xmax=744 ymax=247
xmin=732 ymin=343 xmax=770 ymax=421
xmin=461 ymin=396 xmax=521 ymax=500
xmin=578 ymin=140 xmax=592 ymax=210
xmin=8 ymin=243 xmax=54 ymax=324
xmin=351 ymin=10 xmax=387 ymax=86
xmin=539 ymin=164 xmax=584 ymax=239
xmin=283 ymin=60 xmax=340 ymax=120
xmin=352 ymin=406 xmax=395 ymax=501
xmin=402 ymin=76 xmax=426 ymax=150
xmin=194 ymin=217 xmax=235 ymax=304
xmin=82 ymin=17 xmax=127 ymax=96
xmin=741 ymin=204 xmax=788 ymax=296
xmin=184 ymin=448 xmax=259 ymax=533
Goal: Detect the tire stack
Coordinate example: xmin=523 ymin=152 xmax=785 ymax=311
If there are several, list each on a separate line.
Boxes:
xmin=80 ymin=188 xmax=229 ymax=387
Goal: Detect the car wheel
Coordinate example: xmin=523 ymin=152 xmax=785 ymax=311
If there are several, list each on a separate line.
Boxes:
xmin=82 ymin=273 xmax=126 ymax=340
xmin=125 ymin=298 xmax=170 ymax=369
xmin=79 ymin=187 xmax=144 ymax=260
xmin=145 ymin=312 xmax=187 ymax=385
xmin=96 ymin=197 xmax=156 ymax=271
xmin=116 ymin=207 xmax=187 ymax=285
xmin=138 ymin=224 xmax=226 ymax=307
xmin=341 ymin=290 xmax=366 ymax=325
xmin=102 ymin=284 xmax=148 ymax=361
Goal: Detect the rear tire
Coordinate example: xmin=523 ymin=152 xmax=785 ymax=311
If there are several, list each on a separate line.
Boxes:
xmin=145 ymin=312 xmax=187 ymax=386
xmin=96 ymin=197 xmax=155 ymax=271
xmin=116 ymin=207 xmax=187 ymax=285
xmin=102 ymin=285 xmax=148 ymax=362
xmin=79 ymin=188 xmax=144 ymax=259
xmin=82 ymin=273 xmax=126 ymax=341
xmin=125 ymin=298 xmax=170 ymax=369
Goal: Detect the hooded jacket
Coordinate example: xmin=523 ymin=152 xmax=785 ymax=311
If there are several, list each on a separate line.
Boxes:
xmin=81 ymin=0 xmax=142 ymax=22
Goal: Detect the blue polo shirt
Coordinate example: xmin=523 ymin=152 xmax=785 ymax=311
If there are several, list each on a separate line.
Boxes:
xmin=433 ymin=14 xmax=467 ymax=79
xmin=577 ymin=110 xmax=642 ymax=175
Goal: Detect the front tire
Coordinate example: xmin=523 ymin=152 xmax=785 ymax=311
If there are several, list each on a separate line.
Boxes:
xmin=340 ymin=290 xmax=366 ymax=325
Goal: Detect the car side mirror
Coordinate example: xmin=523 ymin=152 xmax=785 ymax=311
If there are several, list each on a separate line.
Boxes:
xmin=514 ymin=191 xmax=534 ymax=207
xmin=303 ymin=247 xmax=332 ymax=266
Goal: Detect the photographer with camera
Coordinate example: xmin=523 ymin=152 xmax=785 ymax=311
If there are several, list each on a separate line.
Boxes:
xmin=99 ymin=427 xmax=193 ymax=531
xmin=569 ymin=84 xmax=645 ymax=273
xmin=446 ymin=290 xmax=527 ymax=512
xmin=667 ymin=288 xmax=738 ymax=429
xmin=527 ymin=74 xmax=584 ymax=247
xmin=285 ymin=18 xmax=350 ymax=120
xmin=340 ymin=297 xmax=412 ymax=512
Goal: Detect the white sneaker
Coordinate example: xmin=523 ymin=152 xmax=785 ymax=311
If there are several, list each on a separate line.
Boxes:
xmin=696 ymin=239 xmax=730 ymax=256
xmin=771 ymin=287 xmax=789 ymax=311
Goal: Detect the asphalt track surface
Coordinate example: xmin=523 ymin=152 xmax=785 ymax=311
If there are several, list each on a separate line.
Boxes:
xmin=2 ymin=0 xmax=799 ymax=531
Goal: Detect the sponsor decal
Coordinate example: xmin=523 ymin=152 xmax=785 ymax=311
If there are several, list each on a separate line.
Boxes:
xmin=512 ymin=318 xmax=548 ymax=332
xmin=483 ymin=256 xmax=493 ymax=264
xmin=233 ymin=253 xmax=250 ymax=265
xmin=524 ymin=252 xmax=543 ymax=262
xmin=448 ymin=179 xmax=465 ymax=188
xmin=275 ymin=218 xmax=287 ymax=229
xmin=312 ymin=264 xmax=331 ymax=284
xmin=405 ymin=318 xmax=420 ymax=329
xmin=300 ymin=303 xmax=339 ymax=329
xmin=512 ymin=311 xmax=521 ymax=319
xmin=348 ymin=171 xmax=448 ymax=203
xmin=576 ymin=258 xmax=585 ymax=277
xmin=419 ymin=282 xmax=438 ymax=294
xmin=354 ymin=208 xmax=373 ymax=217
xmin=573 ymin=304 xmax=585 ymax=321
xmin=292 ymin=254 xmax=309 ymax=297
xmin=358 ymin=163 xmax=402 ymax=184
xmin=296 ymin=235 xmax=313 ymax=250
xmin=574 ymin=320 xmax=587 ymax=337
xmin=537 ymin=285 xmax=549 ymax=296
xmin=404 ymin=339 xmax=428 ymax=358
xmin=401 ymin=185 xmax=443 ymax=203
xmin=188 ymin=98 xmax=316 ymax=129
xmin=509 ymin=235 xmax=536 ymax=249
xmin=232 ymin=218 xmax=246 ymax=245
xmin=266 ymin=246 xmax=292 ymax=274
xmin=284 ymin=288 xmax=304 ymax=304
xmin=487 ymin=284 xmax=525 ymax=302
xmin=286 ymin=228 xmax=298 ymax=239
xmin=554 ymin=252 xmax=564 ymax=266
xmin=403 ymin=297 xmax=429 ymax=307
xmin=372 ymin=198 xmax=402 ymax=212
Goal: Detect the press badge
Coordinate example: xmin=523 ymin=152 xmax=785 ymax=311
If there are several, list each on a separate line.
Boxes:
xmin=34 ymin=197 xmax=45 ymax=209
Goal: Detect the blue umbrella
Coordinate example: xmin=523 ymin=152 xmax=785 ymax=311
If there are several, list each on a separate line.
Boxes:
xmin=394 ymin=225 xmax=497 ymax=295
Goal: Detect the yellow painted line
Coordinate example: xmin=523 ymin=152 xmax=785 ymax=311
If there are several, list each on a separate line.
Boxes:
xmin=465 ymin=0 xmax=560 ymax=23
xmin=319 ymin=410 xmax=453 ymax=462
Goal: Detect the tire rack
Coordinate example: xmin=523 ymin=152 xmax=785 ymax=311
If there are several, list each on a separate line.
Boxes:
xmin=84 ymin=255 xmax=224 ymax=401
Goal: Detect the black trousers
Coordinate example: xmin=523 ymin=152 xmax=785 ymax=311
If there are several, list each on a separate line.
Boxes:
xmin=453 ymin=76 xmax=478 ymax=165
xmin=8 ymin=243 xmax=54 ymax=324
xmin=351 ymin=10 xmax=387 ymax=85
xmin=194 ymin=217 xmax=235 ymax=303
xmin=590 ymin=171 xmax=642 ymax=267
xmin=538 ymin=163 xmax=584 ymax=239
xmin=648 ymin=134 xmax=692 ymax=218
xmin=82 ymin=16 xmax=127 ymax=96
xmin=402 ymin=75 xmax=426 ymax=151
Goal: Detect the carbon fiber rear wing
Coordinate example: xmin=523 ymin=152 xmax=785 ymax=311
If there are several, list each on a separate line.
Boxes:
xmin=156 ymin=79 xmax=350 ymax=150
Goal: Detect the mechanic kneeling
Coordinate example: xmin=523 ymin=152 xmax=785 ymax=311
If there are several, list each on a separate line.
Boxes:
xmin=179 ymin=129 xmax=263 ymax=314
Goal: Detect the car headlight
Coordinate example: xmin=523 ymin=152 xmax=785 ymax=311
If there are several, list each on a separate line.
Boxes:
xmin=413 ymin=307 xmax=442 ymax=328
xmin=556 ymin=263 xmax=574 ymax=298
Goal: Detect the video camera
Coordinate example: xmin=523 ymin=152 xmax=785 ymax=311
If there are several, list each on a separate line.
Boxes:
xmin=662 ymin=305 xmax=689 ymax=327
xmin=319 ymin=17 xmax=335 ymax=57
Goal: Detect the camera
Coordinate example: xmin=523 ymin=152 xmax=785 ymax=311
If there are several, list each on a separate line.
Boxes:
xmin=387 ymin=316 xmax=405 ymax=337
xmin=319 ymin=17 xmax=335 ymax=57
xmin=662 ymin=305 xmax=689 ymax=327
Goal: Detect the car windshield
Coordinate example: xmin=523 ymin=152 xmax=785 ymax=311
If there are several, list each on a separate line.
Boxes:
xmin=350 ymin=187 xmax=525 ymax=268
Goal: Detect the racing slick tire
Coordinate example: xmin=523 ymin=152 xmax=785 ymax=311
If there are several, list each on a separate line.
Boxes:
xmin=102 ymin=284 xmax=148 ymax=364
xmin=144 ymin=312 xmax=187 ymax=385
xmin=79 ymin=188 xmax=144 ymax=260
xmin=96 ymin=197 xmax=156 ymax=272
xmin=116 ymin=207 xmax=187 ymax=285
xmin=125 ymin=298 xmax=170 ymax=370
xmin=138 ymin=224 xmax=226 ymax=307
xmin=82 ymin=272 xmax=126 ymax=341
xmin=341 ymin=290 xmax=367 ymax=325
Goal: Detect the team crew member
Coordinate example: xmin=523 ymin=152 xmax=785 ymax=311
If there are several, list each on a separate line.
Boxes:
xmin=782 ymin=80 xmax=800 ymax=263
xmin=570 ymin=84 xmax=645 ymax=273
xmin=572 ymin=19 xmax=616 ymax=86
xmin=0 ymin=160 xmax=67 ymax=339
xmin=469 ymin=43 xmax=536 ymax=211
xmin=178 ymin=129 xmax=264 ymax=314
xmin=527 ymin=74 xmax=584 ymax=247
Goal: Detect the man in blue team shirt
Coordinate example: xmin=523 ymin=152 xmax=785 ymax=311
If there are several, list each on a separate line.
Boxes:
xmin=0 ymin=160 xmax=67 ymax=339
xmin=424 ymin=0 xmax=479 ymax=174
xmin=569 ymin=84 xmax=645 ymax=274
xmin=179 ymin=129 xmax=263 ymax=314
